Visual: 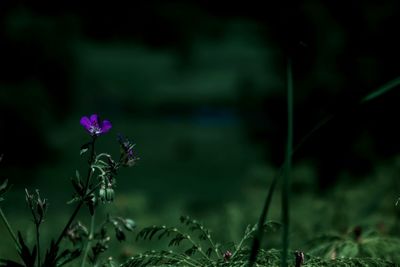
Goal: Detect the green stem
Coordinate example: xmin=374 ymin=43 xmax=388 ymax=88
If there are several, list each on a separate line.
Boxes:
xmin=248 ymin=166 xmax=283 ymax=267
xmin=81 ymin=213 xmax=95 ymax=267
xmin=0 ymin=207 xmax=21 ymax=251
xmin=36 ymin=224 xmax=41 ymax=267
xmin=281 ymin=58 xmax=293 ymax=267
xmin=232 ymin=225 xmax=256 ymax=259
xmin=248 ymin=75 xmax=400 ymax=267
xmin=55 ymin=201 xmax=84 ymax=247
xmin=84 ymin=137 xmax=96 ymax=191
xmin=55 ymin=136 xmax=97 ymax=248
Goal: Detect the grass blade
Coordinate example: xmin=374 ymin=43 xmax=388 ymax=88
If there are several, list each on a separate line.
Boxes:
xmin=361 ymin=77 xmax=400 ymax=103
xmin=248 ymin=69 xmax=400 ymax=266
xmin=281 ymin=58 xmax=293 ymax=267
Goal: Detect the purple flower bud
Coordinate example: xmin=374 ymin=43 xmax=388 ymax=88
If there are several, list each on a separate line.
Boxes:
xmin=117 ymin=134 xmax=139 ymax=167
xmin=80 ymin=114 xmax=112 ymax=136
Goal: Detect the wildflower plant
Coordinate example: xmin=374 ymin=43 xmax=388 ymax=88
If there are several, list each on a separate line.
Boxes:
xmin=0 ymin=114 xmax=138 ymax=267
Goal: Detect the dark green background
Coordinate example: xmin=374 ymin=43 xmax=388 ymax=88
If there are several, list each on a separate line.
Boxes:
xmin=1 ymin=0 xmax=400 ymax=262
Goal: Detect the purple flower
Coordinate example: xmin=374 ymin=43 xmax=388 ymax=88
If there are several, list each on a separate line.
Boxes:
xmin=80 ymin=114 xmax=112 ymax=136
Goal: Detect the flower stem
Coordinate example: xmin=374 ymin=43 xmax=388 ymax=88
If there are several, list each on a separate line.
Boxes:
xmin=36 ymin=224 xmax=41 ymax=267
xmin=84 ymin=136 xmax=97 ymax=191
xmin=0 ymin=207 xmax=21 ymax=251
xmin=81 ymin=213 xmax=95 ymax=267
xmin=55 ymin=201 xmax=84 ymax=247
xmin=55 ymin=137 xmax=97 ymax=248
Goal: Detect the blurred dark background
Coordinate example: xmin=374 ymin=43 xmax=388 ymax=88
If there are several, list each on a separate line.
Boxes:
xmin=1 ymin=0 xmax=400 ymax=258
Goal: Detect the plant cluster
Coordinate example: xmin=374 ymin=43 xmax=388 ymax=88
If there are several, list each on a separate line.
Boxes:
xmin=0 ymin=114 xmax=138 ymax=267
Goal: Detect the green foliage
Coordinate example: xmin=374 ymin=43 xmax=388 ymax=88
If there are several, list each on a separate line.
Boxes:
xmin=122 ymin=215 xmax=400 ymax=267
xmin=122 ymin=247 xmax=396 ymax=267
xmin=122 ymin=216 xmax=281 ymax=267
xmin=307 ymin=228 xmax=400 ymax=264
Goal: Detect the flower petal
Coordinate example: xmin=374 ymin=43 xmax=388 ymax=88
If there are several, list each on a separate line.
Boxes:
xmin=101 ymin=120 xmax=112 ymax=133
xmin=80 ymin=116 xmax=91 ymax=130
xmin=90 ymin=114 xmax=98 ymax=125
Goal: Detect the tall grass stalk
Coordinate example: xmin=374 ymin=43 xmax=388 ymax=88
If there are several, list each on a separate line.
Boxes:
xmin=248 ymin=72 xmax=400 ymax=266
xmin=281 ymin=58 xmax=293 ymax=267
xmin=0 ymin=207 xmax=21 ymax=251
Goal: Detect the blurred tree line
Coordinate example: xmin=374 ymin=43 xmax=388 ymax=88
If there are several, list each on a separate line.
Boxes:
xmin=1 ymin=0 xmax=400 ymax=190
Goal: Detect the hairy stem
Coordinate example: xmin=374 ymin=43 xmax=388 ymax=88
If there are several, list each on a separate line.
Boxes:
xmin=0 ymin=207 xmax=21 ymax=251
xmin=81 ymin=213 xmax=95 ymax=267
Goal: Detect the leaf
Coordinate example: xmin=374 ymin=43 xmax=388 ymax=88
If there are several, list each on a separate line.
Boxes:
xmin=0 ymin=179 xmax=8 ymax=192
xmin=184 ymin=245 xmax=198 ymax=256
xmin=0 ymin=259 xmax=24 ymax=267
xmin=361 ymin=76 xmax=400 ymax=103
xmin=43 ymin=240 xmax=60 ymax=267
xmin=136 ymin=226 xmax=164 ymax=241
xmin=168 ymin=233 xmax=186 ymax=247
xmin=80 ymin=143 xmax=90 ymax=156
xmin=122 ymin=218 xmax=136 ymax=231
xmin=0 ymin=179 xmax=12 ymax=200
xmin=116 ymin=217 xmax=136 ymax=232
xmin=115 ymin=226 xmax=126 ymax=242
xmin=84 ymin=194 xmax=96 ymax=216
xmin=70 ymin=178 xmax=83 ymax=196
xmin=17 ymin=232 xmax=36 ymax=267
xmin=66 ymin=196 xmax=80 ymax=205
xmin=55 ymin=248 xmax=82 ymax=267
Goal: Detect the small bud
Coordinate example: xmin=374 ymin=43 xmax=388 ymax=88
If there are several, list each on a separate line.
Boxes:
xmin=105 ymin=188 xmax=114 ymax=203
xmin=115 ymin=226 xmax=126 ymax=242
xmin=85 ymin=193 xmax=96 ymax=215
xmin=122 ymin=218 xmax=136 ymax=231
xmin=223 ymin=250 xmax=232 ymax=262
xmin=294 ymin=251 xmax=305 ymax=267
xmin=99 ymin=186 xmax=106 ymax=202
xmin=117 ymin=134 xmax=139 ymax=167
xmin=25 ymin=189 xmax=47 ymax=225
